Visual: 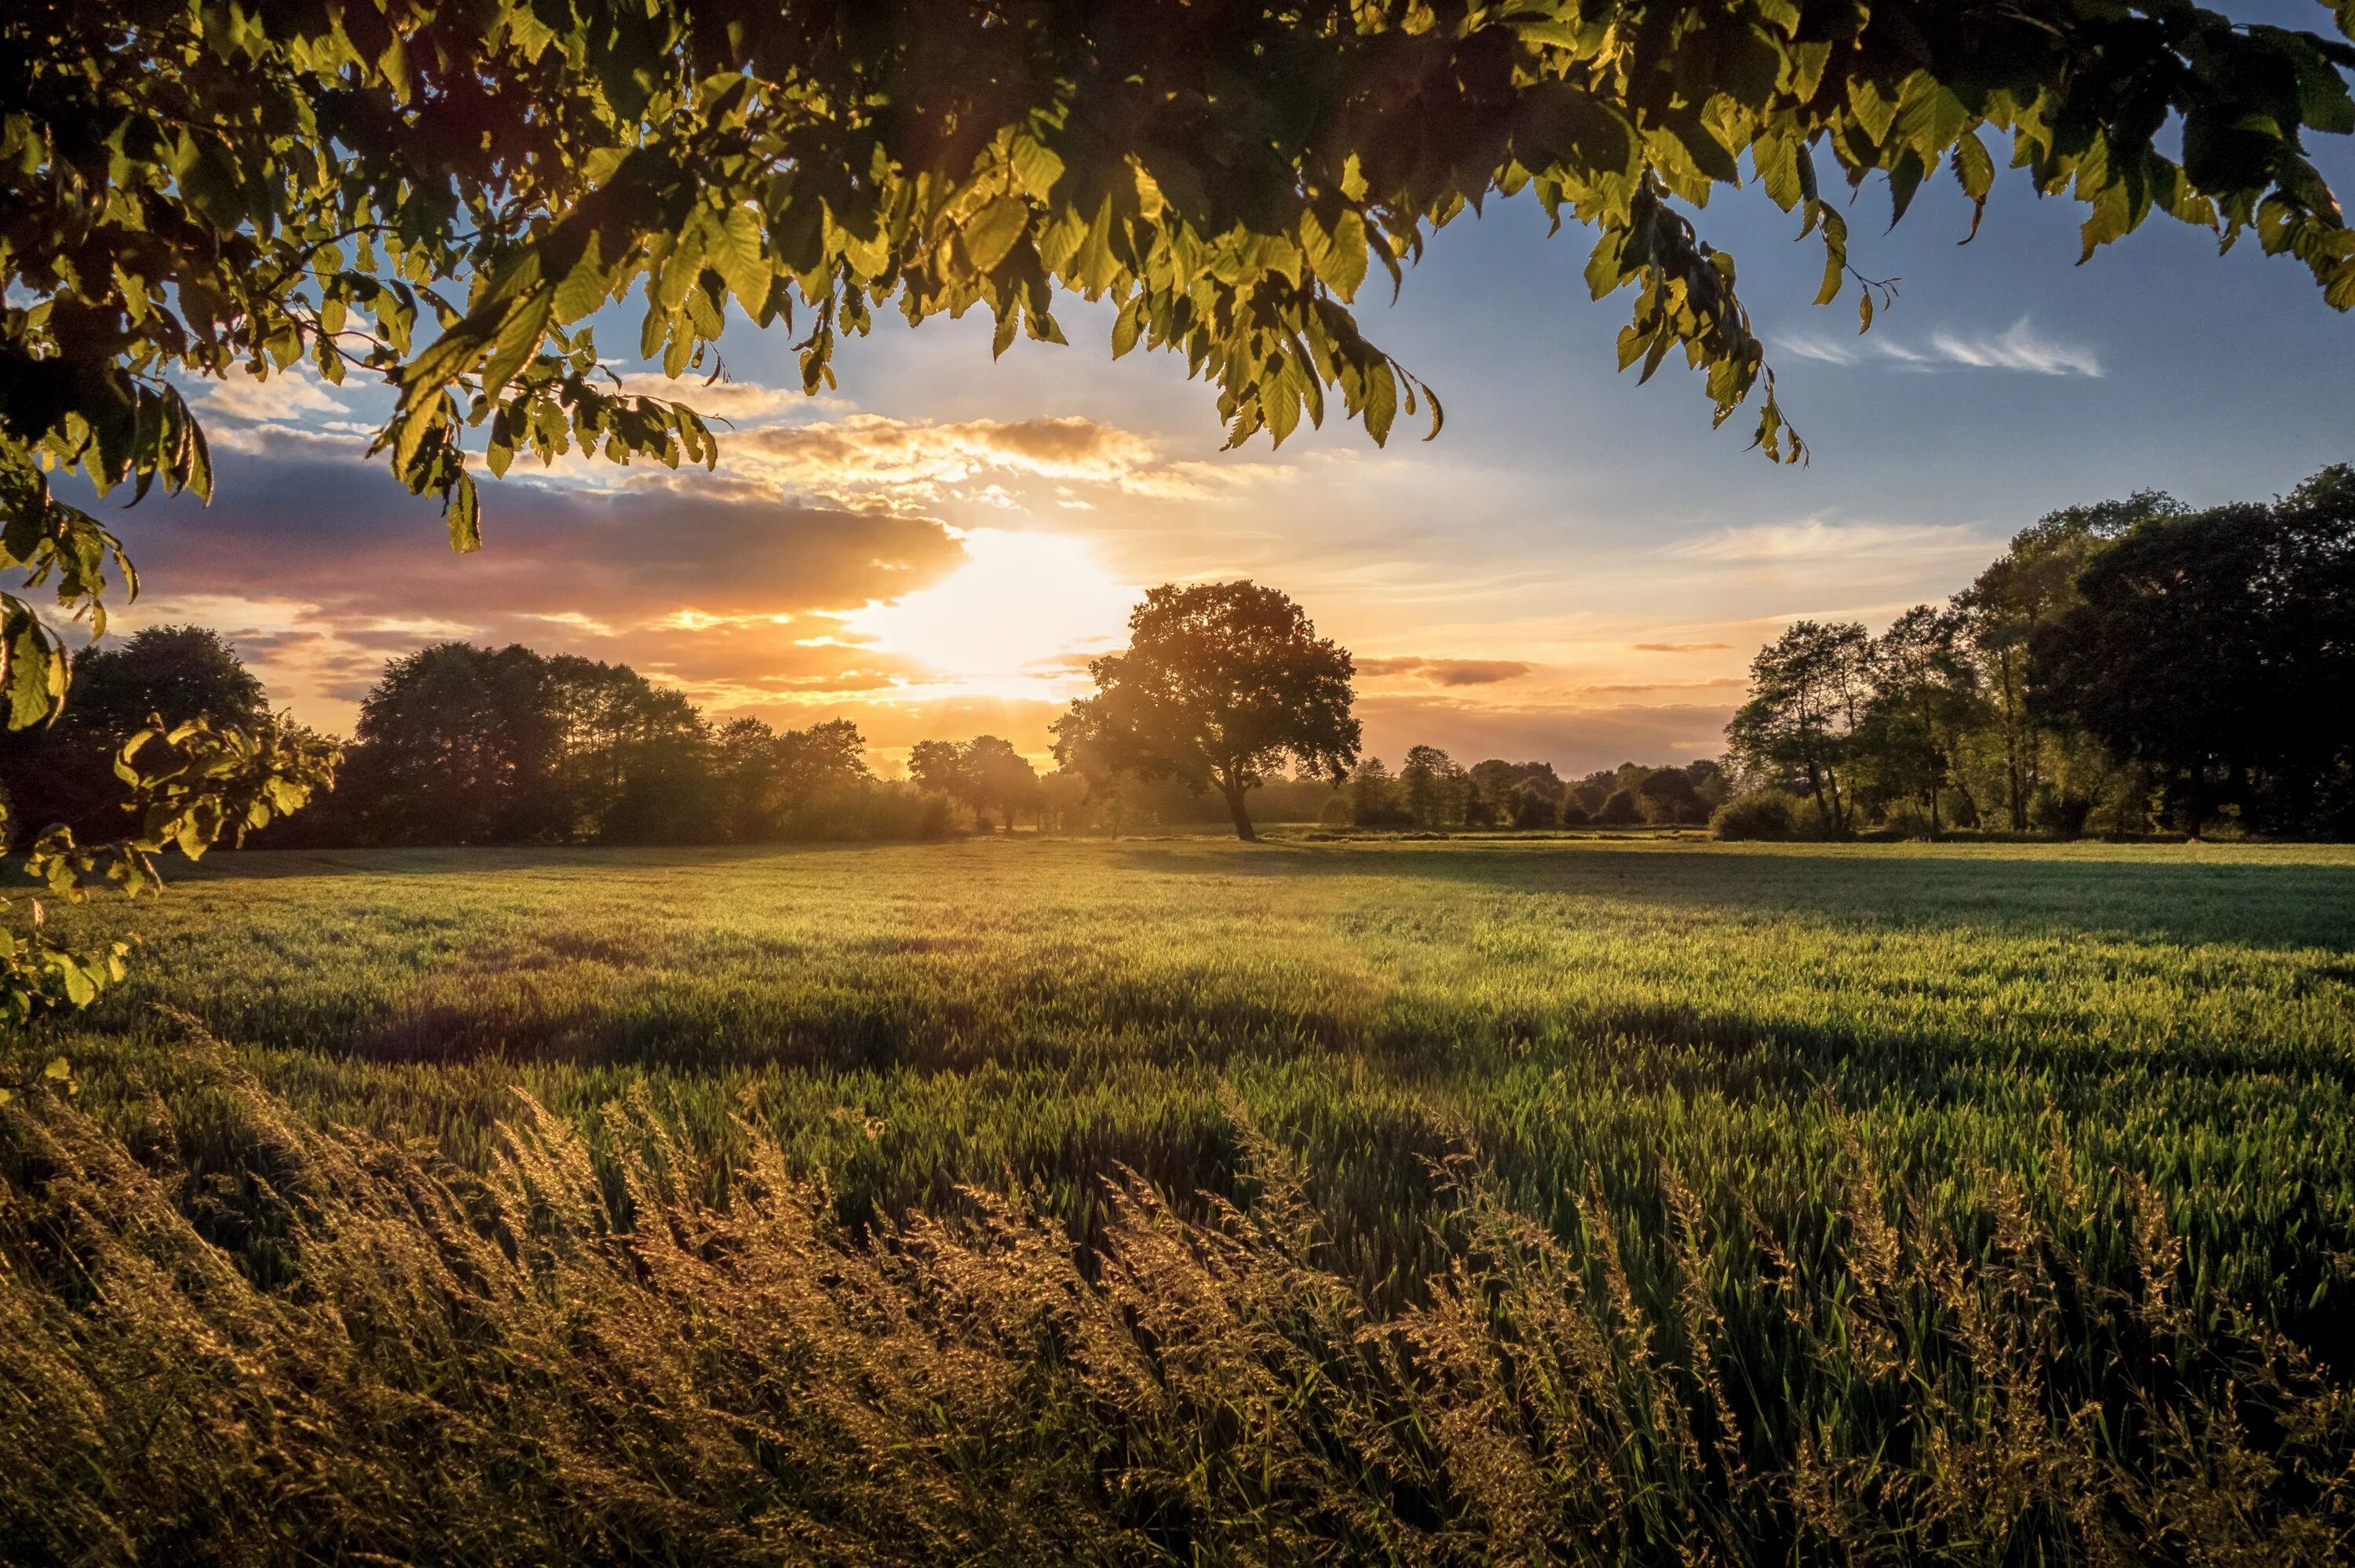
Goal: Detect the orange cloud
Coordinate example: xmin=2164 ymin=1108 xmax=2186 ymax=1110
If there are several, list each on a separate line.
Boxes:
xmin=1355 ymin=656 xmax=1535 ymax=687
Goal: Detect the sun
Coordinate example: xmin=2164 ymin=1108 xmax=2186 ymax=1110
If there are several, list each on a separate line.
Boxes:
xmin=842 ymin=527 xmax=1137 ymax=696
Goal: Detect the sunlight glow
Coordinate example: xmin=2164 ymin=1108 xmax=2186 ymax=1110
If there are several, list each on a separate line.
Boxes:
xmin=842 ymin=527 xmax=1136 ymax=698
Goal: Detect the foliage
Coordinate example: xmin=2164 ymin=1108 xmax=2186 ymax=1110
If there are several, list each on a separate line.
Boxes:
xmin=2033 ymin=467 xmax=2355 ymax=837
xmin=1400 ymin=744 xmax=1470 ymax=828
xmin=316 ymin=640 xmax=969 ymax=846
xmin=1345 ymin=756 xmax=1411 ymax=827
xmin=7 ymin=836 xmax=2355 ymax=1559
xmin=1634 ymin=765 xmax=1703 ymax=824
xmin=1709 ymin=788 xmax=1798 ymax=840
xmin=1957 ymin=491 xmax=2182 ymax=830
xmin=1854 ymin=603 xmax=1983 ymax=832
xmin=1508 ymin=780 xmax=1562 ymax=830
xmin=0 ymin=625 xmax=269 ymax=844
xmin=0 ymin=623 xmax=333 ymax=1021
xmin=712 ymin=715 xmax=874 ymax=841
xmin=1727 ymin=466 xmax=2355 ymax=840
xmin=0 ymin=715 xmax=335 ymax=1022
xmin=908 ymin=735 xmax=1042 ymax=832
xmin=1726 ymin=620 xmax=1872 ymax=833
xmin=11 ymin=0 xmax=2355 ymax=633
xmin=1056 ymin=582 xmax=1359 ymax=841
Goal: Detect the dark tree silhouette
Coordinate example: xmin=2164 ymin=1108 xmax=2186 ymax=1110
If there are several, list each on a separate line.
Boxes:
xmin=343 ymin=644 xmax=561 ymax=845
xmin=0 ymin=625 xmax=270 ymax=845
xmin=2033 ymin=469 xmax=2355 ymax=837
xmin=1055 ymin=583 xmax=1358 ymax=841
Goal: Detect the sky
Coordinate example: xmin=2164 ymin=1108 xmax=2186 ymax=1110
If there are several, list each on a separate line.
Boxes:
xmin=113 ymin=12 xmax=2355 ymax=776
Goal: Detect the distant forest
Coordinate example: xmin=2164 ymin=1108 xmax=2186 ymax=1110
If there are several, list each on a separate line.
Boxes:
xmin=1 ymin=467 xmax=2346 ymax=850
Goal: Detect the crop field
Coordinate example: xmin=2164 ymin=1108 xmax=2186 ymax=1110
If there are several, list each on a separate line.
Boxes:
xmin=7 ymin=836 xmax=2355 ymax=1564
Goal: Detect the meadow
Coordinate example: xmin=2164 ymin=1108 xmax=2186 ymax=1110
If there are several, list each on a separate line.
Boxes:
xmin=6 ymin=835 xmax=2355 ymax=1564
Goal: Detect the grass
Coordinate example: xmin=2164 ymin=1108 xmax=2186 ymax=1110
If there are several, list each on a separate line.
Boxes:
xmin=5 ymin=836 xmax=2355 ymax=1563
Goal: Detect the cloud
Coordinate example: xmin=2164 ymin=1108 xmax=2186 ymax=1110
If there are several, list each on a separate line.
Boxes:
xmin=1773 ymin=317 xmax=2101 ymax=377
xmin=1630 ymin=640 xmax=1732 ymax=652
xmin=1661 ymin=518 xmax=1997 ymax=564
xmin=1354 ymin=656 xmax=1535 ymax=687
xmin=195 ymin=366 xmax=349 ymax=424
xmin=726 ymin=414 xmax=1162 ymax=505
xmin=701 ymin=411 xmax=1293 ymax=513
xmin=608 ymin=372 xmax=812 ymax=427
xmin=108 ymin=432 xmax=966 ymax=727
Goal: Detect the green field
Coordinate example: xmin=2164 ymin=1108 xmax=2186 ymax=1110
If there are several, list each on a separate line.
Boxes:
xmin=9 ymin=837 xmax=2355 ymax=1563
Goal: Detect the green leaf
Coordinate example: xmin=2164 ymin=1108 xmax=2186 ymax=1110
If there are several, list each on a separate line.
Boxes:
xmin=1007 ymin=133 xmax=1064 ymax=201
xmin=1111 ymin=293 xmax=1145 ymax=358
xmin=550 ymin=232 xmax=612 ymax=323
xmin=1363 ymin=361 xmax=1398 ymax=447
xmin=446 ymin=469 xmax=482 ymax=553
xmin=710 ymin=204 xmax=772 ymax=312
xmin=1302 ymin=207 xmax=1368 ymax=301
xmin=963 ymin=194 xmax=1031 ymax=273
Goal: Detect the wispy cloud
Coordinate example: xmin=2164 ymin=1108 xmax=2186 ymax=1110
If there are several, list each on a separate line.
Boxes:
xmin=1662 ymin=518 xmax=1999 ymax=564
xmin=1773 ymin=316 xmax=2102 ymax=377
xmin=1629 ymin=640 xmax=1732 ymax=653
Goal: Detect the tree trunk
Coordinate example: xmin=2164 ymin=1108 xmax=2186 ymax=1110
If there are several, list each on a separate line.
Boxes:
xmin=1220 ymin=776 xmax=1257 ymax=841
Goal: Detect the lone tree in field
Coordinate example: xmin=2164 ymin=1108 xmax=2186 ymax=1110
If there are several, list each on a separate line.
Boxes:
xmin=1054 ymin=584 xmax=1359 ymax=841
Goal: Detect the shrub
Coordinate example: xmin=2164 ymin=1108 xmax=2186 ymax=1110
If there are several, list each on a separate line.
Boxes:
xmin=1507 ymin=783 xmax=1557 ymax=830
xmin=2030 ymin=786 xmax=2095 ymax=837
xmin=1558 ymin=803 xmax=1591 ymax=826
xmin=1711 ymin=790 xmax=1797 ymax=841
xmin=1635 ymin=768 xmax=1703 ymax=824
xmin=1882 ymin=801 xmax=1937 ymax=840
xmin=1595 ymin=787 xmax=1641 ymax=825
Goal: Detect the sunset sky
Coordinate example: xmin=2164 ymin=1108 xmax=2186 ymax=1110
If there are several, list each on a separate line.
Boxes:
xmin=121 ymin=66 xmax=2354 ymax=776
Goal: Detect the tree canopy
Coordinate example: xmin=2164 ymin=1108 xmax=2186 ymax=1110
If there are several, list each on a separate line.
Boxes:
xmin=2033 ymin=467 xmax=2355 ymax=835
xmin=1054 ymin=582 xmax=1359 ymax=841
xmin=1721 ymin=466 xmax=2355 ymax=839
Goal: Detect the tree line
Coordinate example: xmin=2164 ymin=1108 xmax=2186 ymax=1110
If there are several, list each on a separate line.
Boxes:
xmin=1720 ymin=465 xmax=2355 ymax=839
xmin=0 ymin=606 xmax=1722 ymax=851
xmin=9 ymin=465 xmax=2348 ymax=855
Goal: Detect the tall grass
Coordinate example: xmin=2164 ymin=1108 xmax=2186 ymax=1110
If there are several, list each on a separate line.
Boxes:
xmin=4 ymin=837 xmax=2353 ymax=1561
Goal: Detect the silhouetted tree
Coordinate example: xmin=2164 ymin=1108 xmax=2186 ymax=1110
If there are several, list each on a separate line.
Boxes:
xmin=1507 ymin=782 xmax=1559 ymax=830
xmin=1054 ymin=582 xmax=1358 ymax=841
xmin=1634 ymin=766 xmax=1703 ymax=825
xmin=0 ymin=625 xmax=269 ymax=845
xmin=964 ymin=736 xmax=1042 ymax=830
xmin=1596 ymin=787 xmax=1641 ymax=825
xmin=1400 ymin=744 xmax=1465 ymax=828
xmin=2034 ymin=469 xmax=2355 ymax=837
xmin=905 ymin=735 xmax=1039 ymax=830
xmin=342 ymin=644 xmax=557 ymax=844
xmin=1346 ymin=757 xmax=1407 ymax=828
